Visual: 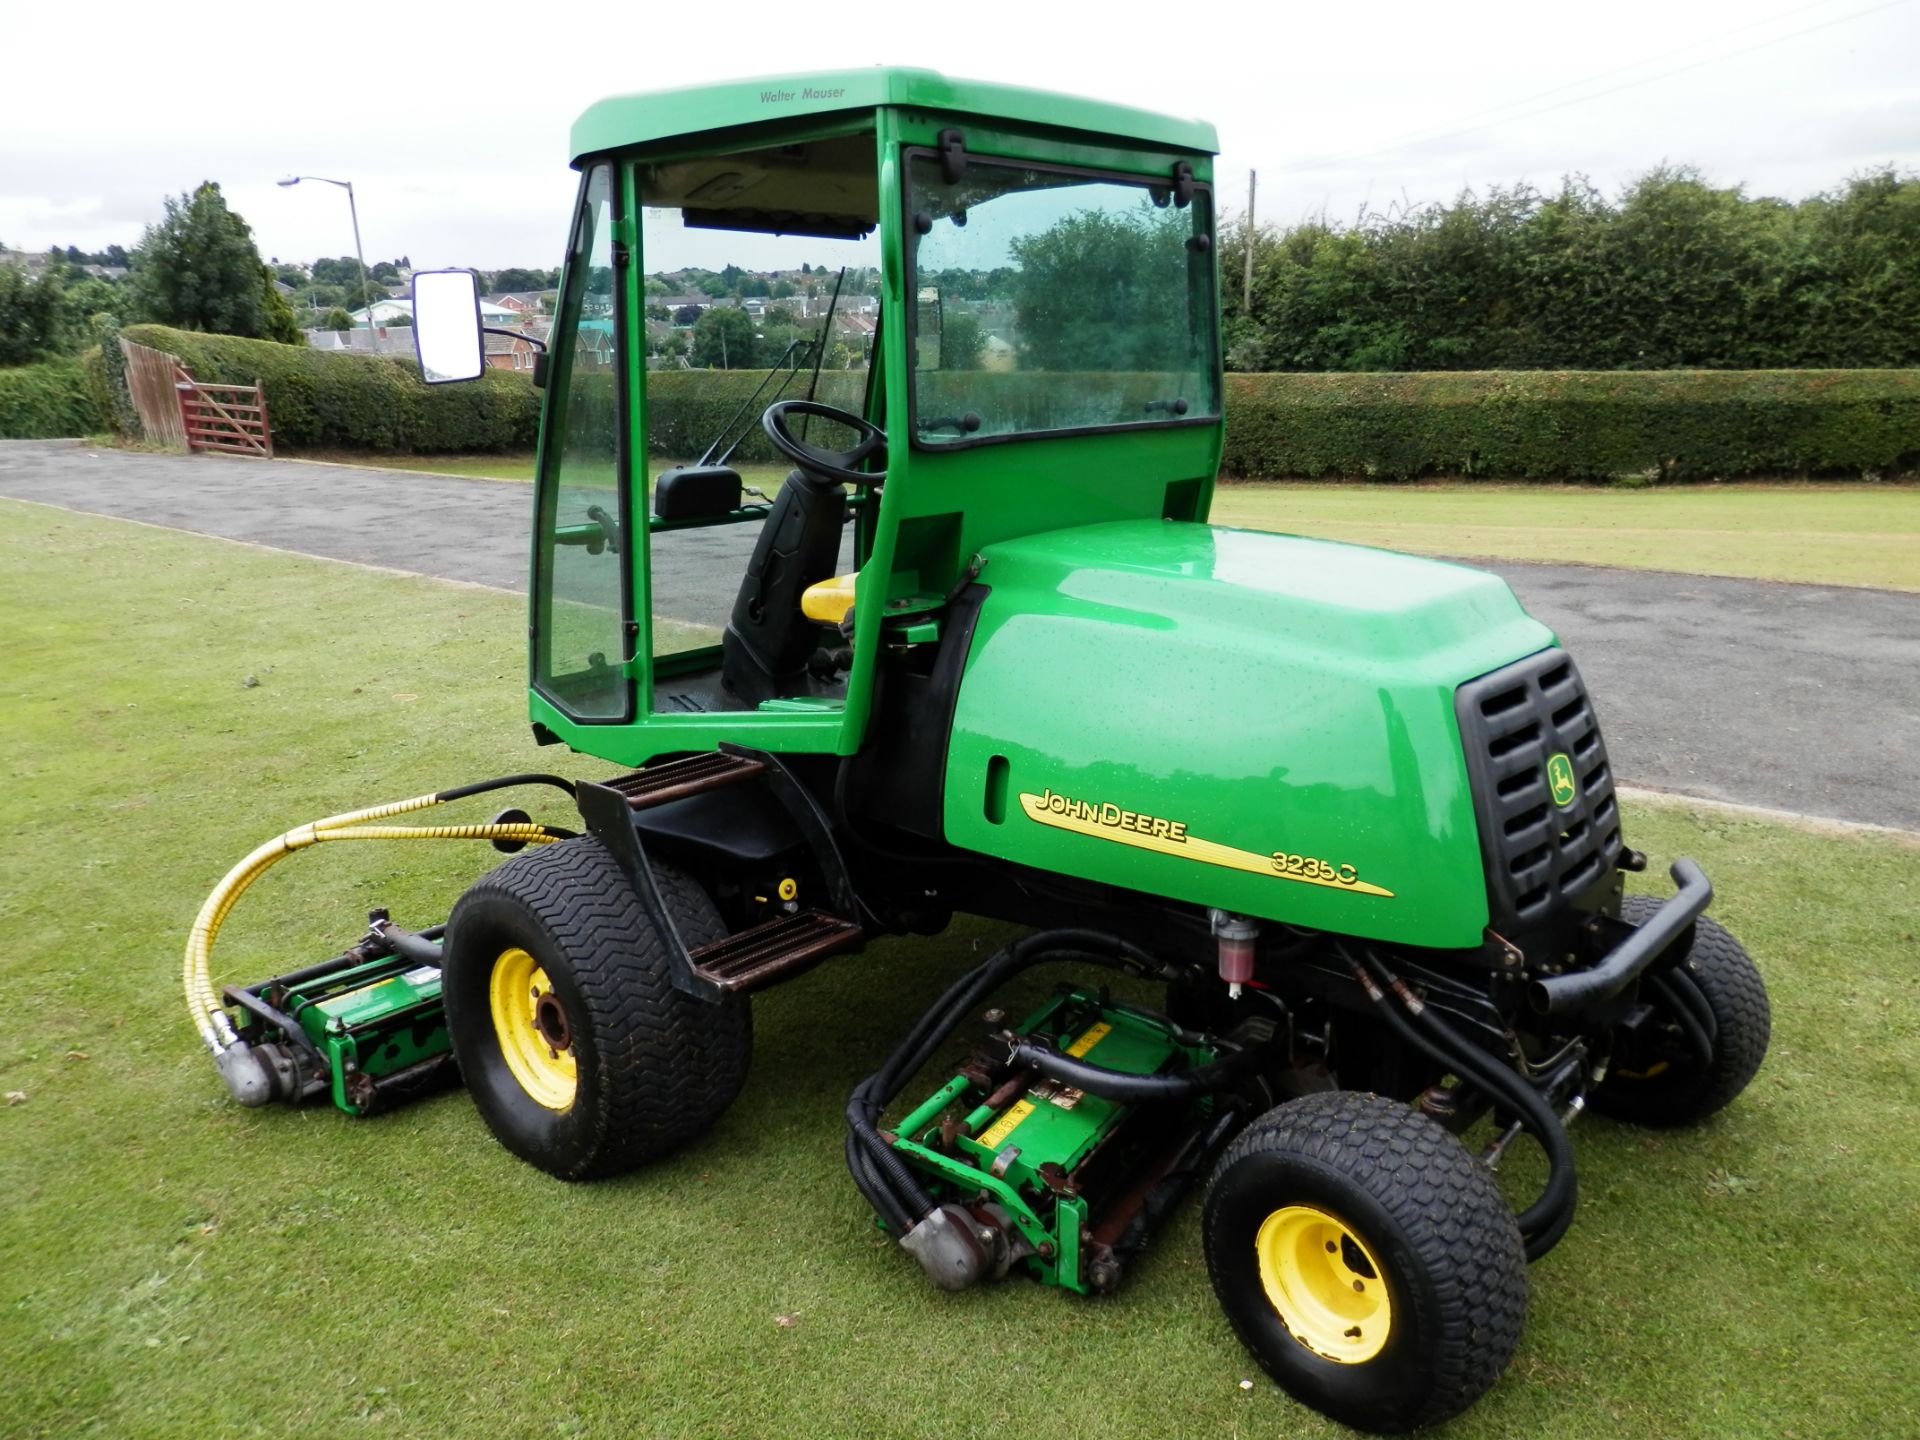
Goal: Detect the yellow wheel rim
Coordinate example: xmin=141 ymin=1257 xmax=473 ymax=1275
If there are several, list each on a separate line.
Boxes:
xmin=1255 ymin=1204 xmax=1393 ymax=1364
xmin=488 ymin=947 xmax=577 ymax=1111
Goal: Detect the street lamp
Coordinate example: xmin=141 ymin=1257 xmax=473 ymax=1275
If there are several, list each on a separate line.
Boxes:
xmin=278 ymin=175 xmax=374 ymax=335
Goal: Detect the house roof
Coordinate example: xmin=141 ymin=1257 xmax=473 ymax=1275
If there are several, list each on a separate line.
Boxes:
xmin=351 ymin=297 xmax=518 ymax=322
xmin=570 ymin=69 xmax=1216 ymax=162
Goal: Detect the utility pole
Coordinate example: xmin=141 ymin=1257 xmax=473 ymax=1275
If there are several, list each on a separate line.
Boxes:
xmin=1244 ymin=169 xmax=1257 ymax=316
xmin=278 ymin=176 xmax=373 ymax=335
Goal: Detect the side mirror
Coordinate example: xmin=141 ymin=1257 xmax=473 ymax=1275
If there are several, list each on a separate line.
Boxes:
xmin=411 ymin=269 xmax=485 ymax=384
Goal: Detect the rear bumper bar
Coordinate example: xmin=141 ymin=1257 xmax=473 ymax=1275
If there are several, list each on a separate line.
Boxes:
xmin=1529 ymin=858 xmax=1712 ymax=1015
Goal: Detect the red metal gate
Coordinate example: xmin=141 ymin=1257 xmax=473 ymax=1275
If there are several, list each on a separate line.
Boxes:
xmin=176 ymin=380 xmax=274 ymax=458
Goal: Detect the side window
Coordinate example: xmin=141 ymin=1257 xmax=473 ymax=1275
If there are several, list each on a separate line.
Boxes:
xmin=532 ymin=164 xmax=626 ymax=720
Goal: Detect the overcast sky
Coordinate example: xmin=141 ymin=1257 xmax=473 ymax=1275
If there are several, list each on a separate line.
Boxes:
xmin=2 ymin=0 xmax=1914 ymax=275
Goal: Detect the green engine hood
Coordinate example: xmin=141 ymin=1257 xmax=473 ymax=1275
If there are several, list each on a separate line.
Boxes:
xmin=942 ymin=520 xmax=1557 ymax=949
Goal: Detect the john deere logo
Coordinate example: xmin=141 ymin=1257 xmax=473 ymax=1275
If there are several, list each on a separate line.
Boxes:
xmin=1547 ymin=752 xmax=1578 ymax=808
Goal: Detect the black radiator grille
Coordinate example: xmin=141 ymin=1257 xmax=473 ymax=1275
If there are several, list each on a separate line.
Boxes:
xmin=1456 ymin=650 xmax=1621 ymax=930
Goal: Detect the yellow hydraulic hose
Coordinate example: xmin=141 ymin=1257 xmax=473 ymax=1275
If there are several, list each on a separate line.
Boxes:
xmin=184 ymin=789 xmax=563 ymax=1052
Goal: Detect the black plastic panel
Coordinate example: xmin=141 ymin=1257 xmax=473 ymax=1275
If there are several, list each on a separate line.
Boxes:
xmin=1456 ymin=649 xmax=1622 ymax=932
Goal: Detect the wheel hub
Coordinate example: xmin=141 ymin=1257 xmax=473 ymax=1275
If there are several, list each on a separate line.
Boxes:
xmin=533 ymin=991 xmax=572 ymax=1051
xmin=1255 ymin=1204 xmax=1393 ymax=1364
xmin=488 ymin=946 xmax=578 ymax=1111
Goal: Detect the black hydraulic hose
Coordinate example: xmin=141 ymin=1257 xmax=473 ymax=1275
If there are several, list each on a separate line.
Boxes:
xmin=1649 ymin=973 xmax=1716 ymax=1068
xmin=1005 ymin=1035 xmax=1271 ymax=1104
xmin=434 ymin=773 xmax=577 ymax=803
xmin=1660 ymin=966 xmax=1718 ymax=1043
xmin=1371 ymin=953 xmax=1577 ymax=1250
xmin=1352 ymin=952 xmax=1578 ymax=1261
xmin=845 ymin=928 xmax=1171 ymax=1235
xmin=369 ymin=920 xmax=443 ymax=965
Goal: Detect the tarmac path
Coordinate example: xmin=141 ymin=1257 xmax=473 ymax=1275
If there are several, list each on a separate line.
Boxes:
xmin=4 ymin=439 xmax=1916 ymax=832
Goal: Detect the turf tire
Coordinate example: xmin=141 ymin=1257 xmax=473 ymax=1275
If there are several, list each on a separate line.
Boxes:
xmin=1202 ymin=1091 xmax=1528 ymax=1434
xmin=443 ymin=836 xmax=751 ymax=1180
xmin=1589 ymin=898 xmax=1769 ymax=1127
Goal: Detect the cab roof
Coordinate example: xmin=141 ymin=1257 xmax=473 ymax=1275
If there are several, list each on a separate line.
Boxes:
xmin=570 ymin=68 xmax=1218 ymax=163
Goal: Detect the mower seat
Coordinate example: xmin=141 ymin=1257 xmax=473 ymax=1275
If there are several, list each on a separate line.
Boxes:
xmin=802 ymin=572 xmax=858 ymax=625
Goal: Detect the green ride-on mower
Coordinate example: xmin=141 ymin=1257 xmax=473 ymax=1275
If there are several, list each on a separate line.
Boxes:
xmin=185 ymin=71 xmax=1771 ymax=1432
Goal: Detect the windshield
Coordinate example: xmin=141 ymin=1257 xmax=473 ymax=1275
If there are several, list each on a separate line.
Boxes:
xmin=906 ymin=154 xmax=1218 ymax=446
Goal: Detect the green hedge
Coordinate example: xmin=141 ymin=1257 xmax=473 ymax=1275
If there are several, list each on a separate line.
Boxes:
xmin=642 ymin=369 xmax=864 ymax=463
xmin=121 ymin=325 xmax=541 ymax=453
xmin=1221 ymin=369 xmax=1920 ymax=482
xmin=0 ymin=358 xmax=105 ymax=438
xmin=652 ymin=367 xmax=1920 ymax=479
xmin=93 ymin=332 xmax=1920 ymax=480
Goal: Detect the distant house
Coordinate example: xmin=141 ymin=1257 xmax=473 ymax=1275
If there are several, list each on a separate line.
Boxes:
xmin=657 ymin=295 xmax=717 ymax=322
xmin=349 ymin=297 xmax=519 ymax=328
xmin=574 ymin=319 xmax=615 ymax=367
xmin=485 ymin=331 xmax=540 ymax=372
xmin=305 ymin=327 xmax=420 ymax=357
xmin=348 ymin=298 xmax=416 ymax=327
xmin=485 ymin=291 xmax=552 ymax=313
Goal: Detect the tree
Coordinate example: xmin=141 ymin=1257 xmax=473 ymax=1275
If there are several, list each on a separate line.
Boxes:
xmin=645 ymin=302 xmax=671 ymax=322
xmin=1010 ymin=205 xmax=1193 ymax=371
xmin=131 ymin=183 xmax=301 ymax=342
xmin=321 ymin=307 xmax=353 ymax=332
xmin=257 ymin=266 xmax=305 ymax=344
xmin=672 ymin=303 xmax=704 ymax=326
xmin=938 ymin=312 xmax=985 ymax=370
xmin=309 ymin=256 xmax=357 ymax=286
xmin=1222 ymin=163 xmax=1920 ymax=372
xmin=0 ymin=265 xmax=67 ymax=364
xmin=489 ymin=266 xmax=556 ymax=293
xmin=61 ymin=276 xmax=131 ymax=330
xmin=691 ymin=305 xmax=760 ymax=369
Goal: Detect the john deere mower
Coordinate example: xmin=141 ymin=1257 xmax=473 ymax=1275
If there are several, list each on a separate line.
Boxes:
xmin=187 ymin=71 xmax=1770 ymax=1432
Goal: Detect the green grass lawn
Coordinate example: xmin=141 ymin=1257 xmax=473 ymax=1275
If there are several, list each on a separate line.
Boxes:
xmin=299 ymin=452 xmax=1919 ymax=592
xmin=1212 ymin=482 xmax=1920 ymax=592
xmin=2 ymin=500 xmax=1916 ymax=1440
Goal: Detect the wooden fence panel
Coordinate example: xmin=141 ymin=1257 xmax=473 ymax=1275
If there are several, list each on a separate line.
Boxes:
xmin=120 ymin=337 xmax=190 ymax=448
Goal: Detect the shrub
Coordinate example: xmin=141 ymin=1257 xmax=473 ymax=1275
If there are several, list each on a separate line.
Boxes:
xmin=1220 ymin=369 xmax=1920 ymax=481
xmin=87 ymin=317 xmax=139 ymax=436
xmin=122 ymin=324 xmax=540 ymax=452
xmin=0 ymin=358 xmax=105 ymax=438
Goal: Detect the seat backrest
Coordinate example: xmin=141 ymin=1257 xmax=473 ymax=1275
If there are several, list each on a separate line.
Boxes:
xmin=720 ymin=470 xmax=846 ymax=704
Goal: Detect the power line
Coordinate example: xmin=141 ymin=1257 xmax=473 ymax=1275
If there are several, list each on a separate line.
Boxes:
xmin=1274 ymin=0 xmax=1915 ymax=178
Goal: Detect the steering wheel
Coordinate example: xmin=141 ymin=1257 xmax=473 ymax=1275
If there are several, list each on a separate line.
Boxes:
xmin=761 ymin=400 xmax=886 ymax=485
